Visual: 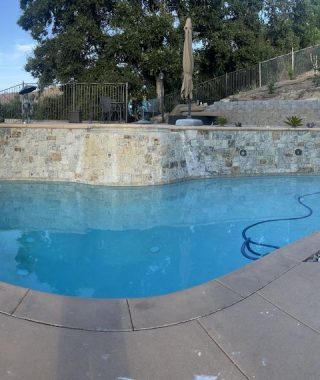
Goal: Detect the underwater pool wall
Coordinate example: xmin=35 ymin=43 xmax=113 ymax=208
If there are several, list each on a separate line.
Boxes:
xmin=0 ymin=125 xmax=320 ymax=186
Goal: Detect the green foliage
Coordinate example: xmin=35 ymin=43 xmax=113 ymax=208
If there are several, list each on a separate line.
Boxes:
xmin=18 ymin=0 xmax=182 ymax=96
xmin=313 ymin=74 xmax=320 ymax=86
xmin=0 ymin=95 xmax=21 ymax=119
xmin=287 ymin=66 xmax=295 ymax=80
xmin=311 ymin=53 xmax=320 ymax=86
xmin=284 ymin=115 xmax=303 ymax=127
xmin=33 ymin=94 xmax=67 ymax=121
xmin=262 ymin=0 xmax=320 ymax=53
xmin=217 ymin=116 xmax=227 ymax=126
xmin=17 ymin=0 xmax=320 ymax=98
xmin=268 ymin=80 xmax=275 ymax=94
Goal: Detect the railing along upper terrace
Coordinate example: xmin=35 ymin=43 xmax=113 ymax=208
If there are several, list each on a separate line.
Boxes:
xmin=164 ymin=44 xmax=320 ymax=112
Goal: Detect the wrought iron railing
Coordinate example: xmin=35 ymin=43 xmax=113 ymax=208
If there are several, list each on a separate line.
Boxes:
xmin=164 ymin=44 xmax=320 ymax=112
xmin=2 ymin=44 xmax=320 ymax=122
xmin=0 ymin=82 xmax=128 ymax=123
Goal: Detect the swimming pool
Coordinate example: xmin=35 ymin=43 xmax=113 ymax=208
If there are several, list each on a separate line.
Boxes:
xmin=0 ymin=176 xmax=319 ymax=298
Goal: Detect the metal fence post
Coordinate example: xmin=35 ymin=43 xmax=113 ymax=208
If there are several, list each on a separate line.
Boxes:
xmin=125 ymin=82 xmax=128 ymax=123
xmin=259 ymin=62 xmax=262 ymax=87
xmin=291 ymin=46 xmax=295 ymax=72
xmin=225 ymin=73 xmax=228 ymax=96
xmin=72 ymin=80 xmax=76 ymax=111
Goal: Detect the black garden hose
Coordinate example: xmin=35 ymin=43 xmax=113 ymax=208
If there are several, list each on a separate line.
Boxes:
xmin=241 ymin=191 xmax=319 ymax=260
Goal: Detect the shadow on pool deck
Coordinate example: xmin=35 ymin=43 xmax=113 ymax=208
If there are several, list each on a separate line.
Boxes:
xmin=0 ymin=232 xmax=320 ymax=379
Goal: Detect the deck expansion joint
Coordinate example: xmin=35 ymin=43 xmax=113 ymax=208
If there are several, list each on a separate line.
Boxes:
xmin=196 ymin=318 xmax=250 ymax=379
xmin=10 ymin=288 xmax=30 ymax=315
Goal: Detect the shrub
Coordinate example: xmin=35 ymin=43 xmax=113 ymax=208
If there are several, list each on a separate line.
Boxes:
xmin=267 ymin=80 xmax=275 ymax=94
xmin=287 ymin=67 xmax=295 ymax=80
xmin=313 ymin=75 xmax=320 ymax=87
xmin=217 ymin=116 xmax=227 ymax=126
xmin=284 ymin=116 xmax=303 ymax=127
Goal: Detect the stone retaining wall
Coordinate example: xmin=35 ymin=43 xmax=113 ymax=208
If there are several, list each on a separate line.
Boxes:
xmin=1 ymin=125 xmax=320 ymax=186
xmin=208 ymin=99 xmax=320 ymax=126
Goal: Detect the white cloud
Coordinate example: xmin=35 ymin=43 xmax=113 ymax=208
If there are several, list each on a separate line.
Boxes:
xmin=0 ymin=42 xmax=35 ymax=65
xmin=15 ymin=43 xmax=35 ymax=54
xmin=0 ymin=42 xmax=36 ymax=89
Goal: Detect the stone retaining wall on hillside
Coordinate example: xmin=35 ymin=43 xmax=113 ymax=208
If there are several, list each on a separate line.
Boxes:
xmin=0 ymin=125 xmax=320 ymax=186
xmin=208 ymin=99 xmax=320 ymax=126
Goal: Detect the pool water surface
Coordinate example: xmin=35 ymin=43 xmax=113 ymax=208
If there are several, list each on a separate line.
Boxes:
xmin=0 ymin=176 xmax=319 ymax=298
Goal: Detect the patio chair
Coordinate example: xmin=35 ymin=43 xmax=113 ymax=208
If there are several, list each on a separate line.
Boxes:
xmin=100 ymin=96 xmax=122 ymax=122
xmin=99 ymin=96 xmax=112 ymax=122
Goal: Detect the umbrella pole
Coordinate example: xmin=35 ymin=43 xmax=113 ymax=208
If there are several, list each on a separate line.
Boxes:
xmin=187 ymin=97 xmax=191 ymax=119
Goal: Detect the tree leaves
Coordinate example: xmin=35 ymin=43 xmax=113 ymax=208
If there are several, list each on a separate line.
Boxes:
xmin=18 ymin=0 xmax=320 ymax=95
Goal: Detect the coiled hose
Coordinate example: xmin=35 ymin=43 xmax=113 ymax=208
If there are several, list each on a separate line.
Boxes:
xmin=241 ymin=191 xmax=319 ymax=260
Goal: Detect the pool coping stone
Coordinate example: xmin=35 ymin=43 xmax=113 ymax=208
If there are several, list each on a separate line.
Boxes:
xmin=2 ymin=121 xmax=320 ymax=132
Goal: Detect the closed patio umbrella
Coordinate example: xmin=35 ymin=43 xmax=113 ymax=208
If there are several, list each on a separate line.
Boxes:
xmin=176 ymin=18 xmax=202 ymax=126
xmin=181 ymin=17 xmax=193 ymax=111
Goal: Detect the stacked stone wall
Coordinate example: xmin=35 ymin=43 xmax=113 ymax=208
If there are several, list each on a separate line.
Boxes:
xmin=208 ymin=100 xmax=320 ymax=127
xmin=1 ymin=126 xmax=320 ymax=186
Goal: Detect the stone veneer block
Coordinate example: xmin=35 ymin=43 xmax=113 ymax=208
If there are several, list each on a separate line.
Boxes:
xmin=51 ymin=152 xmax=62 ymax=161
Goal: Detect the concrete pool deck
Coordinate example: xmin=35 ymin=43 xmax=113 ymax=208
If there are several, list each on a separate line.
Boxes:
xmin=0 ymin=232 xmax=320 ymax=379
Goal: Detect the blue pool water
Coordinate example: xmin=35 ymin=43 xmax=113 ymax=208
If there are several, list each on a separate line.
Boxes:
xmin=0 ymin=176 xmax=319 ymax=298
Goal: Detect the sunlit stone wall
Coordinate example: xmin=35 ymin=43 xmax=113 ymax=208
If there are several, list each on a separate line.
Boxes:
xmin=1 ymin=125 xmax=320 ymax=186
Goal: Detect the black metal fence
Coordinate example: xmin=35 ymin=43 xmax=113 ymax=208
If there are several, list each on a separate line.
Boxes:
xmin=2 ymin=44 xmax=320 ymax=122
xmin=0 ymin=82 xmax=128 ymax=123
xmin=164 ymin=44 xmax=320 ymax=112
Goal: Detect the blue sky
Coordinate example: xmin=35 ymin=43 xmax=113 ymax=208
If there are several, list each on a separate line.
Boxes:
xmin=0 ymin=1 xmax=35 ymax=90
